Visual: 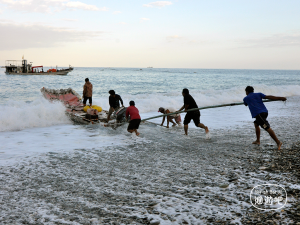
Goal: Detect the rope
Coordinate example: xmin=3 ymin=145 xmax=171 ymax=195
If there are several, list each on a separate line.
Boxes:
xmin=141 ymin=99 xmax=282 ymax=122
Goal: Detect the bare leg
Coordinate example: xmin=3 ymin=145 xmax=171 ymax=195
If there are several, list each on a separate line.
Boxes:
xmin=107 ymin=111 xmax=112 ymax=122
xmin=184 ymin=124 xmax=188 ymax=135
xmin=266 ymin=128 xmax=282 ymax=150
xmin=253 ymin=123 xmax=260 ymax=145
xmin=197 ymin=123 xmax=209 ymax=133
xmin=168 ymin=117 xmax=176 ymax=127
xmin=107 ymin=107 xmax=114 ymax=122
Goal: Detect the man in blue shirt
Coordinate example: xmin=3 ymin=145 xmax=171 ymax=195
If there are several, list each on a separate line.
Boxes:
xmin=243 ymin=86 xmax=286 ymax=150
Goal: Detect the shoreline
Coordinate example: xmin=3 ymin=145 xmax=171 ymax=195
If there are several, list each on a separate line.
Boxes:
xmin=1 ymin=112 xmax=299 ymax=224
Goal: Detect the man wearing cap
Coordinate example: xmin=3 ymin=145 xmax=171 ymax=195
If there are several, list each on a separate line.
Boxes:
xmin=107 ymin=90 xmax=124 ymax=122
xmin=158 ymin=107 xmax=181 ymax=128
xmin=82 ymin=78 xmax=93 ymax=106
xmin=178 ymin=88 xmax=209 ymax=135
xmin=126 ymin=101 xmax=141 ymax=136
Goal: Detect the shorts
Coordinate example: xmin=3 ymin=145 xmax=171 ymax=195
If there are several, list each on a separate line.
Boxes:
xmin=83 ymin=96 xmax=92 ymax=105
xmin=108 ymin=106 xmax=119 ymax=116
xmin=254 ymin=112 xmax=270 ymax=130
xmin=184 ymin=111 xmax=200 ymax=126
xmin=169 ymin=114 xmax=182 ymax=123
xmin=128 ymin=119 xmax=141 ymax=130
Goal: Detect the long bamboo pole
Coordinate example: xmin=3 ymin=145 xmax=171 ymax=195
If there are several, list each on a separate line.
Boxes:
xmin=141 ymin=99 xmax=281 ymax=122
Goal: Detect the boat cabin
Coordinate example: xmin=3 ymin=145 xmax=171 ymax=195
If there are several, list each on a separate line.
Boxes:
xmin=5 ymin=59 xmax=33 ymax=74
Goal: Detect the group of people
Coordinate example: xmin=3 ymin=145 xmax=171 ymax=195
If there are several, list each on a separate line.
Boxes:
xmin=83 ymin=78 xmax=287 ymax=150
xmin=82 ymin=78 xmax=141 ymax=136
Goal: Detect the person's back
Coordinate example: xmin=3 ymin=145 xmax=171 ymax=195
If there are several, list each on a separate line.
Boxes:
xmin=184 ymin=94 xmax=199 ymax=110
xmin=126 ymin=105 xmax=141 ymax=120
xmin=84 ymin=81 xmax=93 ymax=97
xmin=109 ymin=94 xmax=122 ymax=108
xmin=243 ymin=92 xmax=267 ymax=118
xmin=166 ymin=107 xmax=176 ymax=113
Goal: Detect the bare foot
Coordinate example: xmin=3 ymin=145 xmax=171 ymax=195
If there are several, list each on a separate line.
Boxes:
xmin=205 ymin=126 xmax=209 ymax=134
xmin=136 ymin=132 xmax=140 ymax=136
xmin=277 ymin=142 xmax=282 ymax=150
xmin=252 ymin=141 xmax=260 ymax=145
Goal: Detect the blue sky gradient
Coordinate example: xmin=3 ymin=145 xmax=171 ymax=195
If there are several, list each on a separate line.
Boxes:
xmin=0 ymin=0 xmax=299 ymax=69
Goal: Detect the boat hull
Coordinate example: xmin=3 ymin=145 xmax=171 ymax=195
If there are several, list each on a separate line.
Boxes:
xmin=40 ymin=87 xmax=127 ymax=127
xmin=6 ymin=71 xmax=69 ymax=75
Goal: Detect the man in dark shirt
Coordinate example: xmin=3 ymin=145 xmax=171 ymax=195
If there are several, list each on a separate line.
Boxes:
xmin=107 ymin=90 xmax=124 ymax=121
xmin=178 ymin=88 xmax=209 ymax=135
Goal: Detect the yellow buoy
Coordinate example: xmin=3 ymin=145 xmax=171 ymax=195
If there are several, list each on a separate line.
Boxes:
xmin=83 ymin=105 xmax=102 ymax=112
xmin=91 ymin=105 xmax=102 ymax=112
xmin=83 ymin=105 xmax=90 ymax=112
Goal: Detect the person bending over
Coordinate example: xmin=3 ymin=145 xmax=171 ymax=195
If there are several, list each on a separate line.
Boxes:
xmin=126 ymin=101 xmax=141 ymax=136
xmin=243 ymin=86 xmax=286 ymax=150
xmin=107 ymin=90 xmax=124 ymax=122
xmin=158 ymin=107 xmax=182 ymax=128
xmin=178 ymin=88 xmax=209 ymax=135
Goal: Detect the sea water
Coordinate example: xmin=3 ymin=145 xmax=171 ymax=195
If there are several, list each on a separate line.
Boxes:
xmin=1 ymin=67 xmax=300 ymax=165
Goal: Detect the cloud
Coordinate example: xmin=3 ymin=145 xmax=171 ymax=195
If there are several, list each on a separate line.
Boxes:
xmin=113 ymin=11 xmax=121 ymax=14
xmin=140 ymin=18 xmax=150 ymax=23
xmin=119 ymin=22 xmax=127 ymax=25
xmin=143 ymin=1 xmax=172 ymax=8
xmin=0 ymin=21 xmax=104 ymax=50
xmin=166 ymin=35 xmax=184 ymax=42
xmin=0 ymin=0 xmax=106 ymax=13
xmin=61 ymin=18 xmax=78 ymax=22
xmin=239 ymin=32 xmax=300 ymax=48
xmin=63 ymin=1 xmax=107 ymax=11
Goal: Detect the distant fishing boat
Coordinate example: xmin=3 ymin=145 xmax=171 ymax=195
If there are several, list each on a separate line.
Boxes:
xmin=4 ymin=57 xmax=72 ymax=75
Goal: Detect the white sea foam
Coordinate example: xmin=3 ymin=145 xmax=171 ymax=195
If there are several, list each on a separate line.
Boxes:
xmin=0 ymin=98 xmax=70 ymax=132
xmin=0 ymin=84 xmax=298 ymax=132
xmin=93 ymin=84 xmax=300 ymax=113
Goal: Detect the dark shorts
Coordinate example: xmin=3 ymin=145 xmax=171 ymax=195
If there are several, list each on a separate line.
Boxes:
xmin=254 ymin=112 xmax=270 ymax=130
xmin=83 ymin=96 xmax=92 ymax=105
xmin=128 ymin=119 xmax=141 ymax=130
xmin=184 ymin=111 xmax=200 ymax=126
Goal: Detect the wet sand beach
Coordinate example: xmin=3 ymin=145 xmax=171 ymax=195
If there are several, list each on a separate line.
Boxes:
xmin=0 ymin=97 xmax=300 ymax=225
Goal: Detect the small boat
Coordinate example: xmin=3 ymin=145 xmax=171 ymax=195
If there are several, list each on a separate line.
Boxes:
xmin=58 ymin=65 xmax=74 ymax=72
xmin=41 ymin=87 xmax=127 ymax=127
xmin=4 ymin=58 xmax=71 ymax=75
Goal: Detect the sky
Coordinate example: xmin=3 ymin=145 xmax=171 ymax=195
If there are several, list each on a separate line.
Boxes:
xmin=0 ymin=0 xmax=300 ymax=69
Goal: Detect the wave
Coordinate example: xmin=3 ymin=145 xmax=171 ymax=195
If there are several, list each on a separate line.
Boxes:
xmin=0 ymin=98 xmax=70 ymax=132
xmin=1 ymin=84 xmax=299 ymax=132
xmin=92 ymin=84 xmax=300 ymax=113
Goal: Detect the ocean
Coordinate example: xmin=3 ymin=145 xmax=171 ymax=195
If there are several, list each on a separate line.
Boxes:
xmin=1 ymin=67 xmax=300 ymax=224
xmin=1 ymin=67 xmax=300 ymax=164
